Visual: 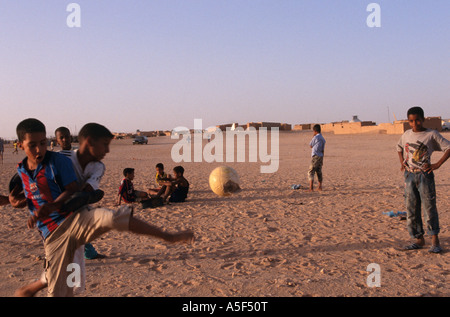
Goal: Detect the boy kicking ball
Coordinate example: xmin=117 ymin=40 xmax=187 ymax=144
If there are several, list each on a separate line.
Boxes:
xmin=13 ymin=118 xmax=194 ymax=297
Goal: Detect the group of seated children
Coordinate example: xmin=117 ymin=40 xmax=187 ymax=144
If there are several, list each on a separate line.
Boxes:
xmin=117 ymin=163 xmax=189 ymax=206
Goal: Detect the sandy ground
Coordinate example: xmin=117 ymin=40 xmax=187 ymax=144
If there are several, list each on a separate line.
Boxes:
xmin=0 ymin=131 xmax=449 ymax=297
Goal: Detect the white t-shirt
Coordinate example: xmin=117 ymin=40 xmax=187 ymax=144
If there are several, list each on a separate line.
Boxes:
xmin=62 ymin=149 xmax=105 ymax=191
xmin=397 ymin=129 xmax=450 ymax=170
xmin=57 ymin=149 xmax=105 ymax=294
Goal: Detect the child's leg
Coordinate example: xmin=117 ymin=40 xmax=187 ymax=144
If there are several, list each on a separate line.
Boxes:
xmin=44 ymin=205 xmax=194 ymax=296
xmin=15 ymin=279 xmax=47 ymax=297
xmin=316 ymin=157 xmax=323 ymax=190
xmin=128 ymin=217 xmax=193 ymax=242
xmin=134 ymin=190 xmax=149 ymax=201
xmin=161 ymin=185 xmax=174 ymax=201
xmin=418 ymin=172 xmax=440 ymax=247
xmin=147 ymin=188 xmax=161 ymax=195
xmin=307 ymin=160 xmax=315 ymax=191
xmin=152 ymin=185 xmax=167 ymax=197
xmin=404 ymin=172 xmax=425 ymax=244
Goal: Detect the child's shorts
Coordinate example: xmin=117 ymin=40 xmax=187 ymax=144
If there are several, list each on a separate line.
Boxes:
xmin=43 ymin=205 xmax=132 ymax=297
xmin=169 ymin=188 xmax=188 ymax=203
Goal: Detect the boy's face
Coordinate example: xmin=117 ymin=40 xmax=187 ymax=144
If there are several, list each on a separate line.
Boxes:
xmin=87 ymin=136 xmax=111 ymax=161
xmin=156 ymin=167 xmax=164 ymax=175
xmin=19 ymin=132 xmax=47 ymax=169
xmin=408 ymin=114 xmax=425 ymax=132
xmin=55 ymin=131 xmax=72 ymax=150
xmin=126 ymin=171 xmax=135 ymax=180
xmin=173 ymin=170 xmax=181 ymax=179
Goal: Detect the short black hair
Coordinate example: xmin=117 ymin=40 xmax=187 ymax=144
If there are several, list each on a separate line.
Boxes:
xmin=313 ymin=124 xmax=321 ymax=133
xmin=407 ymin=106 xmax=425 ymax=120
xmin=55 ymin=126 xmax=71 ymax=136
xmin=173 ymin=166 xmax=184 ymax=175
xmin=123 ymin=168 xmax=135 ymax=177
xmin=16 ymin=118 xmax=46 ymax=142
xmin=156 ymin=163 xmax=164 ymax=169
xmin=78 ymin=123 xmax=114 ymax=142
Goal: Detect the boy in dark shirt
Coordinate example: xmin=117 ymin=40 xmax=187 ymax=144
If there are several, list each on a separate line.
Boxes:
xmin=117 ymin=168 xmax=149 ymax=205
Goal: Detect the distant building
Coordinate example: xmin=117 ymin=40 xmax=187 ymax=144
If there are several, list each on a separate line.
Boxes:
xmin=320 ymin=116 xmax=442 ymax=134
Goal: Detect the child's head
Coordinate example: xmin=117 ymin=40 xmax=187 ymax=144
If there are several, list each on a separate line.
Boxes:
xmin=173 ymin=166 xmax=184 ymax=178
xmin=16 ymin=118 xmax=47 ymax=167
xmin=407 ymin=106 xmax=425 ymax=132
xmin=55 ymin=126 xmax=72 ymax=150
xmin=78 ymin=123 xmax=114 ymax=161
xmin=313 ymin=124 xmax=321 ymax=135
xmin=156 ymin=163 xmax=164 ymax=174
xmin=123 ymin=168 xmax=135 ymax=180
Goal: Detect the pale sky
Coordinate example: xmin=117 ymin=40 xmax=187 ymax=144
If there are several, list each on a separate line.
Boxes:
xmin=1 ymin=0 xmax=449 ymax=139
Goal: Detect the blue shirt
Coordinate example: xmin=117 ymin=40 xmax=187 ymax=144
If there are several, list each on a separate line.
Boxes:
xmin=17 ymin=151 xmax=78 ymax=240
xmin=310 ymin=133 xmax=326 ymax=157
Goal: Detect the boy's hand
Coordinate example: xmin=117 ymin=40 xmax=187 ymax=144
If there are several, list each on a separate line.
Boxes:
xmin=423 ymin=163 xmax=440 ymax=173
xmin=27 ymin=215 xmax=37 ymax=229
xmin=34 ymin=203 xmax=57 ymax=220
xmin=9 ymin=184 xmax=27 ymax=208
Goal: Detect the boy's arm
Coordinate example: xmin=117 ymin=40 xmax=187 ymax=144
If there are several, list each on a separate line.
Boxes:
xmin=398 ymin=150 xmax=405 ymax=171
xmin=159 ymin=179 xmax=175 ymax=186
xmin=424 ymin=148 xmax=450 ymax=173
xmin=9 ymin=184 xmax=27 ymax=208
xmin=117 ymin=193 xmax=122 ymax=205
xmin=117 ymin=185 xmax=124 ymax=206
xmin=34 ymin=181 xmax=78 ymax=220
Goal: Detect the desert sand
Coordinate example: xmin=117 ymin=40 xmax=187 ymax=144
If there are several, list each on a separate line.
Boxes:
xmin=0 ymin=131 xmax=449 ymax=297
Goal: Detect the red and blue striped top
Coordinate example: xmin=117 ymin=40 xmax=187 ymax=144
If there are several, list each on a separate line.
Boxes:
xmin=17 ymin=151 xmax=78 ymax=240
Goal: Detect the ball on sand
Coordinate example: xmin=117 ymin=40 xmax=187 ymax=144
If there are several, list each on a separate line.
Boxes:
xmin=209 ymin=166 xmax=241 ymax=197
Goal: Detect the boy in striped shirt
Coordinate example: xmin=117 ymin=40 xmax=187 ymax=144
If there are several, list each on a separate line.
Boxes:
xmin=13 ymin=118 xmax=194 ymax=296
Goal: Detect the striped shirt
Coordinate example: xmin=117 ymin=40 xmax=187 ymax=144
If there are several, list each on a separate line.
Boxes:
xmin=17 ymin=151 xmax=77 ymax=240
xmin=118 ymin=178 xmax=136 ymax=203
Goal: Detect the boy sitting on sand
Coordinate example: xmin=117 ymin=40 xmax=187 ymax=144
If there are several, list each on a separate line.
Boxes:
xmin=397 ymin=106 xmax=450 ymax=254
xmin=117 ymin=168 xmax=149 ymax=205
xmin=13 ymin=118 xmax=194 ymax=297
xmin=148 ymin=163 xmax=170 ymax=195
xmin=151 ymin=166 xmax=189 ymax=203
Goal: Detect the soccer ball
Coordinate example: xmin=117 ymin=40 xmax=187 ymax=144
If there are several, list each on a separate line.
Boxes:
xmin=209 ymin=166 xmax=241 ymax=197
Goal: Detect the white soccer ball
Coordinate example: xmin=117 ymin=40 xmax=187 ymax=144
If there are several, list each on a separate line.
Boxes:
xmin=209 ymin=166 xmax=241 ymax=197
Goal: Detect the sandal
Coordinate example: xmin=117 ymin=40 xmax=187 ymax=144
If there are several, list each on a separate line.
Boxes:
xmin=403 ymin=243 xmax=423 ymax=251
xmin=428 ymin=245 xmax=443 ymax=254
